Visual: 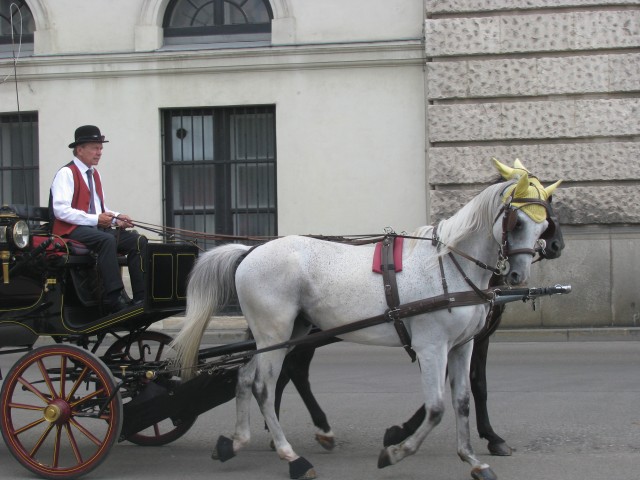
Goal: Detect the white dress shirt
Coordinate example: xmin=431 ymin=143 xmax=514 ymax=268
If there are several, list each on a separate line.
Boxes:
xmin=50 ymin=158 xmax=118 ymax=226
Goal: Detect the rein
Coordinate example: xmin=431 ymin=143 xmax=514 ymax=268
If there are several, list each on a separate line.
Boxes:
xmin=198 ymin=287 xmax=501 ymax=372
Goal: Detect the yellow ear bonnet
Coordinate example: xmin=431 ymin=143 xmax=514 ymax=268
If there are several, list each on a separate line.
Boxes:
xmin=493 ymin=158 xmax=562 ymax=223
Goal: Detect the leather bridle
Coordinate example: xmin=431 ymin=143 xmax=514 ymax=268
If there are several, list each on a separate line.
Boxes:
xmin=494 ymin=196 xmax=553 ymax=275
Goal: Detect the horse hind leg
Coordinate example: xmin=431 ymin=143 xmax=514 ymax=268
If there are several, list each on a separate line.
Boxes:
xmin=212 ymin=359 xmax=256 ymax=462
xmin=255 ymin=349 xmax=317 ymax=480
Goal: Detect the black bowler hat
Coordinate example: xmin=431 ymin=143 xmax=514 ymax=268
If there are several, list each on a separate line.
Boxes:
xmin=68 ymin=125 xmax=109 ymax=148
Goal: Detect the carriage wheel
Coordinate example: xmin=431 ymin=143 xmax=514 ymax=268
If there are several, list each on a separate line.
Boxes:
xmin=104 ymin=330 xmax=197 ymax=446
xmin=0 ymin=345 xmax=122 ymax=479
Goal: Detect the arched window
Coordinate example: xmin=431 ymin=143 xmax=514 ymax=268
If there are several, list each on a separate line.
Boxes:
xmin=163 ymin=0 xmax=273 ymax=46
xmin=0 ymin=0 xmax=34 ymax=48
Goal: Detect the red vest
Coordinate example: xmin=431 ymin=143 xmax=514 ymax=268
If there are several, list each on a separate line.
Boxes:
xmin=52 ymin=162 xmax=105 ymax=236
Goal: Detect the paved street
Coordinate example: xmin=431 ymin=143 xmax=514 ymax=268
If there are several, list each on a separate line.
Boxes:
xmin=1 ymin=340 xmax=639 ymax=480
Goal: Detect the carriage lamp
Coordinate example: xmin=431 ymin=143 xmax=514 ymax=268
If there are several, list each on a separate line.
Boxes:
xmin=2 ymin=222 xmax=30 ymax=248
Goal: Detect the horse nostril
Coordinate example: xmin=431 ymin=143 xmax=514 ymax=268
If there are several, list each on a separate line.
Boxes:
xmin=508 ymin=271 xmax=520 ymax=285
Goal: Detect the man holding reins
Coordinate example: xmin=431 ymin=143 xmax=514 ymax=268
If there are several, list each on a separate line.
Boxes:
xmin=49 ymin=125 xmax=146 ymax=313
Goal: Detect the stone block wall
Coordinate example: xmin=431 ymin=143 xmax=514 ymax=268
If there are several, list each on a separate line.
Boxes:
xmin=425 ymin=1 xmax=640 ymax=327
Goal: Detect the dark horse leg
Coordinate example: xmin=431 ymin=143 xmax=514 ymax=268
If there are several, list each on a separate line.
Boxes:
xmin=383 ymin=303 xmax=513 ymax=456
xmin=280 ymin=346 xmax=335 ymax=449
xmin=271 ymin=341 xmax=336 ymax=450
xmin=470 ymin=312 xmax=512 ymax=456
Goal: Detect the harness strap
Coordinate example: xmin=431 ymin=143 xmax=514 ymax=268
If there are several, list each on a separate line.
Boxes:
xmin=381 ymin=236 xmax=417 ymax=362
xmin=448 ymin=252 xmax=493 ymax=302
xmin=432 ymin=224 xmax=452 ymax=313
xmin=214 ymin=288 xmax=498 ymax=367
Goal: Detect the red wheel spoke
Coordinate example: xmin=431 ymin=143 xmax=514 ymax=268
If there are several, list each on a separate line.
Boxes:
xmin=59 ymin=355 xmax=67 ymax=399
xmin=17 ymin=376 xmax=49 ymax=404
xmin=69 ymin=418 xmax=104 ymax=446
xmin=13 ymin=417 xmax=47 ymax=436
xmin=64 ymin=422 xmax=84 ymax=463
xmin=69 ymin=387 xmax=106 ymax=408
xmin=155 ymin=343 xmax=166 ymax=361
xmin=28 ymin=421 xmax=55 ymax=457
xmin=36 ymin=358 xmax=59 ymax=399
xmin=8 ymin=401 xmax=47 ymax=411
xmin=66 ymin=366 xmax=90 ymax=401
xmin=52 ymin=425 xmax=62 ymax=468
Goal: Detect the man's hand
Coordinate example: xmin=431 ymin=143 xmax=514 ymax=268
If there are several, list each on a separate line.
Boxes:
xmin=115 ymin=214 xmax=134 ymax=229
xmin=98 ymin=212 xmax=115 ymax=228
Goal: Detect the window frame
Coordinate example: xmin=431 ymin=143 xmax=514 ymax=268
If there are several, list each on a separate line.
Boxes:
xmin=0 ymin=112 xmax=39 ymax=207
xmin=163 ymin=0 xmax=273 ymax=46
xmin=0 ymin=0 xmax=34 ymax=46
xmin=161 ymin=105 xmax=277 ymax=248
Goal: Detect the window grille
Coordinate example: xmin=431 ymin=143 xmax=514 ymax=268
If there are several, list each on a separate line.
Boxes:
xmin=163 ymin=0 xmax=273 ymax=46
xmin=0 ymin=0 xmax=34 ymax=46
xmin=162 ymin=106 xmax=277 ymax=249
xmin=0 ymin=112 xmax=38 ymax=207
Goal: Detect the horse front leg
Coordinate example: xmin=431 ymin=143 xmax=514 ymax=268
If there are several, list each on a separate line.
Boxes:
xmin=256 ymin=350 xmax=317 ymax=480
xmin=449 ymin=342 xmax=497 ymax=480
xmin=378 ymin=346 xmax=448 ymax=468
xmin=471 ymin=334 xmax=512 ymax=456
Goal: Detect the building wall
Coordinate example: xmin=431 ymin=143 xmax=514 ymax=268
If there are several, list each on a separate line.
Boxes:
xmin=1 ymin=0 xmax=427 ymax=238
xmin=425 ymin=1 xmax=640 ymax=327
xmin=4 ymin=0 xmax=639 ymax=328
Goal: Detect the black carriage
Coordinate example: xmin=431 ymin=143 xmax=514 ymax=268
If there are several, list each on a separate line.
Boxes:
xmin=0 ymin=204 xmax=216 ymax=479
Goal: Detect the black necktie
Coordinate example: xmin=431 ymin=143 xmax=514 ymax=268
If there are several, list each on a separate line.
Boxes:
xmin=86 ymin=168 xmax=96 ymax=214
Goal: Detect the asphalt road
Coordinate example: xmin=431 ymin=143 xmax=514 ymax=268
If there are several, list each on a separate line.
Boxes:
xmin=1 ymin=340 xmax=639 ymax=480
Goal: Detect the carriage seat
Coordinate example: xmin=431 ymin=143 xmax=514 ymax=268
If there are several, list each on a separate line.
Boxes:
xmin=31 ymin=235 xmax=127 ymax=266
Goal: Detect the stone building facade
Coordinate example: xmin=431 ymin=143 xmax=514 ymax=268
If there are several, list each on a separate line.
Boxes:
xmin=1 ymin=0 xmax=638 ymax=329
xmin=425 ymin=0 xmax=640 ymax=328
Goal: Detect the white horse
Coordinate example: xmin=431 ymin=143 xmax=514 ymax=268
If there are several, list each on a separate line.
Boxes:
xmin=172 ymin=163 xmax=561 ymax=480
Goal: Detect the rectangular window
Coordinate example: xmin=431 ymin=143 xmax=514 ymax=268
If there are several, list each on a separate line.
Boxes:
xmin=0 ymin=112 xmax=39 ymax=207
xmin=162 ymin=106 xmax=277 ymax=249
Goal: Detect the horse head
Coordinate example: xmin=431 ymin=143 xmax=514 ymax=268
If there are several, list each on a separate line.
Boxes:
xmin=492 ymin=159 xmax=562 ymax=285
xmin=493 ymin=157 xmax=565 ymax=260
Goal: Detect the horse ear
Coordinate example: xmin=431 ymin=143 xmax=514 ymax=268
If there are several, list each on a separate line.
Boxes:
xmin=544 ymin=180 xmax=562 ymax=198
xmin=492 ymin=157 xmax=514 ymax=180
xmin=513 ymin=158 xmax=529 ymax=173
xmin=514 ymin=172 xmax=530 ymax=198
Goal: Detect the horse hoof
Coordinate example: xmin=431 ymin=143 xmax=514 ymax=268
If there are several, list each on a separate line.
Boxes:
xmin=289 ymin=457 xmax=316 ymax=480
xmin=471 ymin=465 xmax=498 ymax=480
xmin=488 ymin=441 xmax=513 ymax=456
xmin=377 ymin=448 xmax=392 ymax=469
xmin=212 ymin=435 xmax=235 ymax=462
xmin=383 ymin=425 xmax=406 ymax=447
xmin=315 ymin=433 xmax=335 ymax=451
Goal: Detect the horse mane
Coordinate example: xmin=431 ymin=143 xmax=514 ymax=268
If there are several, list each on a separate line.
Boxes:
xmin=410 ymin=181 xmax=512 ymax=261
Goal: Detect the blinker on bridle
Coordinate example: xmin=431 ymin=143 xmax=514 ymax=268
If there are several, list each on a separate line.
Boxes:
xmin=494 ymin=195 xmax=553 ymax=275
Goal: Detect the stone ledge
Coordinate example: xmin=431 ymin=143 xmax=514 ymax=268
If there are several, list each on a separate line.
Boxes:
xmin=493 ymin=327 xmax=640 ymax=342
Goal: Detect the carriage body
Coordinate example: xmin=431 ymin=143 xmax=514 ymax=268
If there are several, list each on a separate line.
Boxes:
xmin=0 ymin=204 xmax=198 ymax=353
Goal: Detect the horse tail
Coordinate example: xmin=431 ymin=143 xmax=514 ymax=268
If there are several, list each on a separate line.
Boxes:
xmin=171 ymin=243 xmax=252 ymax=379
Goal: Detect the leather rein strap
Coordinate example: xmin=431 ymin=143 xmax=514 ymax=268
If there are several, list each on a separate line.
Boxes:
xmin=225 ymin=287 xmax=499 ymax=365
